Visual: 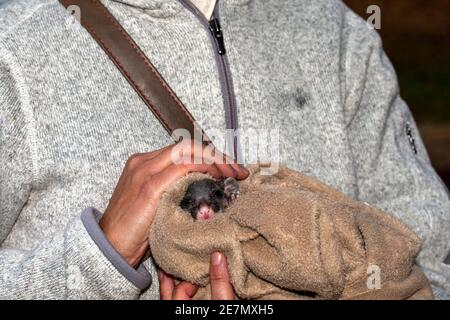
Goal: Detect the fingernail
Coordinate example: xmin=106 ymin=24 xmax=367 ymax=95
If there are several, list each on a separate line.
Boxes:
xmin=240 ymin=164 xmax=249 ymax=174
xmin=211 ymin=252 xmax=222 ymax=266
xmin=158 ymin=271 xmax=164 ymax=281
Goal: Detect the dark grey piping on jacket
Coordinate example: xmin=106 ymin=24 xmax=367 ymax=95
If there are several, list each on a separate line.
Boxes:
xmin=178 ymin=0 xmax=242 ymax=162
xmin=81 ymin=207 xmax=152 ymax=290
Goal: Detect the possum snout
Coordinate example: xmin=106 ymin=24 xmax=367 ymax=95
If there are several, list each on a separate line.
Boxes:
xmin=197 ymin=203 xmax=215 ymax=220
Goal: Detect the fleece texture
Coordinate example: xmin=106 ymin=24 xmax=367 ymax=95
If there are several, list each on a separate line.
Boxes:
xmin=0 ymin=0 xmax=449 ymax=299
xmin=150 ymin=164 xmax=434 ymax=300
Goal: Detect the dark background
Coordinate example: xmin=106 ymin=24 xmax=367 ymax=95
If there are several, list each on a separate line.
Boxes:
xmin=344 ymin=0 xmax=450 ymax=186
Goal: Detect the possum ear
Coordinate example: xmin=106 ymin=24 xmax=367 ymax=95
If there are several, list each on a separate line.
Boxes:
xmin=217 ymin=179 xmax=225 ymax=189
xmin=223 ymin=177 xmax=240 ymax=200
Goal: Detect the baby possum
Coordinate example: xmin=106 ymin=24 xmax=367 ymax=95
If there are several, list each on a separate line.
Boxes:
xmin=180 ymin=177 xmax=240 ymax=221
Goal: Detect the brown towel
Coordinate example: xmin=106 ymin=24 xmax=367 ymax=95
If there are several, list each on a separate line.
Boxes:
xmin=149 ymin=164 xmax=434 ymax=300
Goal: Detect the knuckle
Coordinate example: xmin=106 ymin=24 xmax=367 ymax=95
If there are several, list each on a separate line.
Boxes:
xmin=126 ymin=153 xmax=144 ymax=169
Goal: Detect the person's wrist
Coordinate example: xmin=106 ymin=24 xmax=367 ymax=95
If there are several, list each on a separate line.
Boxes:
xmin=81 ymin=207 xmax=152 ymax=290
xmin=99 ymin=217 xmax=147 ymax=268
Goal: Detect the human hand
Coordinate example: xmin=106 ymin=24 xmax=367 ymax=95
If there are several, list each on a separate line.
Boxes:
xmin=99 ymin=140 xmax=248 ymax=267
xmin=159 ymin=252 xmax=235 ymax=300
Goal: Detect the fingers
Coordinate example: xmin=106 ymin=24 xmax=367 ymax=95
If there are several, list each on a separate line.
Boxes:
xmin=159 ymin=271 xmax=175 ymax=300
xmin=145 ymin=143 xmax=176 ymax=160
xmin=140 ymin=142 xmax=185 ymax=175
xmin=172 ymin=282 xmax=199 ymax=300
xmin=160 ymin=253 xmax=235 ymax=300
xmin=137 ymin=140 xmax=250 ymax=201
xmin=150 ymin=162 xmax=222 ymax=199
xmin=160 ymin=270 xmax=199 ymax=300
xmin=144 ymin=140 xmax=247 ymax=179
xmin=210 ymin=252 xmax=235 ymax=300
xmin=200 ymin=142 xmax=248 ymax=179
xmin=230 ymin=162 xmax=249 ymax=180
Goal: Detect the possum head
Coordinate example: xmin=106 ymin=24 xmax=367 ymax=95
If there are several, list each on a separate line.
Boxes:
xmin=179 ymin=177 xmax=240 ymax=221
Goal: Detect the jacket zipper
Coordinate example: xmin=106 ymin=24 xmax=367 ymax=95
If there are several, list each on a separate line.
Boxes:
xmin=178 ymin=0 xmax=240 ymax=161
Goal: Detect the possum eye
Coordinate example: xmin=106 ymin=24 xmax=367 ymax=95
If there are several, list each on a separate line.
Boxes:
xmin=212 ymin=189 xmax=224 ymax=199
xmin=180 ymin=197 xmax=192 ymax=209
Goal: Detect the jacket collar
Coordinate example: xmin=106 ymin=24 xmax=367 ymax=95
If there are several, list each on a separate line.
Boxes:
xmin=105 ymin=0 xmax=252 ymax=20
xmin=106 ymin=0 xmax=251 ymax=11
xmin=106 ymin=0 xmax=182 ymax=11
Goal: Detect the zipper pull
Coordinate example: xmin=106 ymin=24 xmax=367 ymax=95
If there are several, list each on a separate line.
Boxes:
xmin=209 ymin=17 xmax=226 ymax=55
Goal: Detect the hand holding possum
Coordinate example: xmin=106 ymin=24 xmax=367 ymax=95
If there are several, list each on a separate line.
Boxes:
xmin=99 ymin=140 xmax=249 ymax=267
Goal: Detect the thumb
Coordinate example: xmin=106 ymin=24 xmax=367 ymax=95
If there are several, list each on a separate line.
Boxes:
xmin=210 ymin=252 xmax=235 ymax=300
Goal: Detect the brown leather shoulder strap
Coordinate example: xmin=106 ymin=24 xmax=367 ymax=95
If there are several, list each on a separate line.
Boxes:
xmin=59 ymin=0 xmax=208 ymax=143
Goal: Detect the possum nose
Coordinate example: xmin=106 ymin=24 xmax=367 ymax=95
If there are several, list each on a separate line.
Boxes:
xmin=197 ymin=204 xmax=214 ymax=220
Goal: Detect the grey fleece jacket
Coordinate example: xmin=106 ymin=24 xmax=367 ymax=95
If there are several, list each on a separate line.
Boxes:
xmin=0 ymin=0 xmax=449 ymax=300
